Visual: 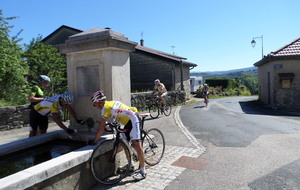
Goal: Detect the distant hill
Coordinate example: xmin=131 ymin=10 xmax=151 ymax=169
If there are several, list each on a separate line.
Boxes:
xmin=191 ymin=67 xmax=258 ymax=80
xmin=191 ymin=66 xmax=257 ymax=75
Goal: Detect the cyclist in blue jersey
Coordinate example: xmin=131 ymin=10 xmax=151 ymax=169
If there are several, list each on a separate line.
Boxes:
xmin=32 ymin=91 xmax=82 ymax=136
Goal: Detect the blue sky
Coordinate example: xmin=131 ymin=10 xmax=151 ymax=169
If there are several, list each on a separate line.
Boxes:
xmin=2 ymin=0 xmax=300 ymax=72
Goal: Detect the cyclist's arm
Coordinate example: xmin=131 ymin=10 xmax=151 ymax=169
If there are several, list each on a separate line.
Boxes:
xmin=152 ymin=87 xmax=157 ymax=95
xmin=65 ymin=104 xmax=78 ymax=121
xmin=94 ymin=117 xmax=107 ymax=143
xmin=52 ymin=113 xmax=68 ymax=131
xmin=28 ymin=93 xmax=44 ymax=102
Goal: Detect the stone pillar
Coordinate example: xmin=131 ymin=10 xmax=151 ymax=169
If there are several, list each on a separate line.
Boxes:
xmin=59 ymin=28 xmax=137 ymax=121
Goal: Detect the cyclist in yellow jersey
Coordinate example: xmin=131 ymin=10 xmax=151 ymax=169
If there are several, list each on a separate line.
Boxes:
xmin=90 ymin=90 xmax=147 ymax=180
xmin=33 ymin=91 xmax=82 ymax=136
xmin=153 ymin=79 xmax=168 ymax=109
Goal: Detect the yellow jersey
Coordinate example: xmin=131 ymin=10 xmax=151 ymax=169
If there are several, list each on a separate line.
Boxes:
xmin=154 ymin=83 xmax=167 ymax=94
xmin=101 ymin=101 xmax=138 ymax=125
xmin=34 ymin=95 xmax=62 ymax=116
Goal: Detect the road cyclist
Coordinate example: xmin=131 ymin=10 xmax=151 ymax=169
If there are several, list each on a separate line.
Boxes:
xmin=152 ymin=79 xmax=168 ymax=111
xmin=28 ymin=75 xmax=51 ymax=137
xmin=32 ymin=91 xmax=82 ymax=136
xmin=90 ymin=90 xmax=147 ymax=181
xmin=202 ymin=84 xmax=209 ymax=107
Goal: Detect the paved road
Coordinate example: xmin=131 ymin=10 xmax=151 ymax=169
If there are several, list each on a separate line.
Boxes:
xmin=2 ymin=97 xmax=300 ymax=190
xmin=166 ymin=96 xmax=300 ymax=190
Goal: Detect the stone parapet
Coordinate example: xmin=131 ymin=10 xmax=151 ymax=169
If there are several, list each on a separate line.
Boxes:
xmin=0 ymin=105 xmax=30 ymax=131
xmin=0 ymin=91 xmax=186 ymax=131
xmin=131 ymin=90 xmax=186 ymax=110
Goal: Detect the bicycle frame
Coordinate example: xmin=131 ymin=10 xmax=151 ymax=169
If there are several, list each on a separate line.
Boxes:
xmin=90 ymin=114 xmax=165 ymax=185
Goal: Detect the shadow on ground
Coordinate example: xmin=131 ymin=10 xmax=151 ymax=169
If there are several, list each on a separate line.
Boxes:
xmin=239 ymin=100 xmax=300 ymax=117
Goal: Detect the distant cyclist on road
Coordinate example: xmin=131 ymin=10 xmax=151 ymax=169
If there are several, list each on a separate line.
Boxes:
xmin=153 ymin=79 xmax=168 ymax=110
xmin=202 ymin=84 xmax=209 ymax=106
xmin=90 ymin=90 xmax=147 ymax=180
xmin=32 ymin=91 xmax=81 ymax=136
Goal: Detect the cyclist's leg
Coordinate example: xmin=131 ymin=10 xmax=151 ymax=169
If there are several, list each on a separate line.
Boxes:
xmin=127 ymin=118 xmax=145 ymax=168
xmin=161 ymin=92 xmax=167 ymax=111
xmin=127 ymin=116 xmax=146 ymax=179
xmin=29 ymin=109 xmax=39 ymax=137
xmin=39 ymin=115 xmax=49 ymax=134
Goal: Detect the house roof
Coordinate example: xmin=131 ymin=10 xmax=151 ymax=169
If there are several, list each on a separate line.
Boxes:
xmin=135 ymin=45 xmax=197 ymax=67
xmin=42 ymin=25 xmax=197 ymax=68
xmin=42 ymin=25 xmax=83 ymax=45
xmin=271 ymin=37 xmax=300 ymax=56
xmin=254 ymin=37 xmax=300 ymax=67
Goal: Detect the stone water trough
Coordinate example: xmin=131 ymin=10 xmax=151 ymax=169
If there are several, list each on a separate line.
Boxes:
xmin=0 ymin=128 xmax=100 ymax=190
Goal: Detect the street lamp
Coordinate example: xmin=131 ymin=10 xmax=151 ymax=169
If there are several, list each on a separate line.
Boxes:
xmin=251 ymin=35 xmax=264 ymax=58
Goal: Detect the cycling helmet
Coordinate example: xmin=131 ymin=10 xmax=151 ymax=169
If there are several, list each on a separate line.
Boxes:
xmin=154 ymin=79 xmax=160 ymax=83
xmin=39 ymin=75 xmax=51 ymax=83
xmin=204 ymin=84 xmax=208 ymax=87
xmin=91 ymin=90 xmax=106 ymax=102
xmin=61 ymin=91 xmax=74 ymax=105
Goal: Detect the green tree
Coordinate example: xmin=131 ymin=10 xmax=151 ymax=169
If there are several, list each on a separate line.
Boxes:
xmin=240 ymin=74 xmax=258 ymax=95
xmin=0 ymin=10 xmax=28 ymax=106
xmin=23 ymin=37 xmax=67 ymax=96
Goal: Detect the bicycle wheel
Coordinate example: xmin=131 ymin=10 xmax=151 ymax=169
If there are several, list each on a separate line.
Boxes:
xmin=142 ymin=128 xmax=165 ymax=166
xmin=163 ymin=103 xmax=172 ymax=116
xmin=149 ymin=104 xmax=159 ymax=119
xmin=204 ymin=97 xmax=208 ymax=107
xmin=90 ymin=140 xmax=131 ymax=185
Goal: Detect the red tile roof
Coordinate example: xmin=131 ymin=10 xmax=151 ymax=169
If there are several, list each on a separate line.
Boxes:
xmin=254 ymin=37 xmax=300 ymax=67
xmin=270 ymin=37 xmax=300 ymax=56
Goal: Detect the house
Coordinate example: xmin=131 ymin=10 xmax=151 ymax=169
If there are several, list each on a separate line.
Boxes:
xmin=42 ymin=25 xmax=197 ymax=98
xmin=42 ymin=25 xmax=83 ymax=45
xmin=254 ymin=37 xmax=300 ymax=108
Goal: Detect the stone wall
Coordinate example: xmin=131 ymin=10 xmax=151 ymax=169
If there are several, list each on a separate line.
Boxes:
xmin=257 ymin=59 xmax=300 ymax=108
xmin=131 ymin=90 xmax=186 ymax=110
xmin=0 ymin=105 xmax=30 ymax=131
xmin=0 ymin=91 xmax=186 ymax=131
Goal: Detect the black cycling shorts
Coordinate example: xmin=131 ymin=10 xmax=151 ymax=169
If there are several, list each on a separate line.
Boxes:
xmin=29 ymin=108 xmax=49 ymax=131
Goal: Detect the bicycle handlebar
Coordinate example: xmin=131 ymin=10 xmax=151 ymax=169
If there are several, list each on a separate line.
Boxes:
xmin=104 ymin=122 xmax=129 ymax=133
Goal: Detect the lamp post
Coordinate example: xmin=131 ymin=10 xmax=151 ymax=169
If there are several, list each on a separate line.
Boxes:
xmin=251 ymin=35 xmax=264 ymax=58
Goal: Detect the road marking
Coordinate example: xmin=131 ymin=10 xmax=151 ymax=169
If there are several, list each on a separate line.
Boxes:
xmin=174 ymin=106 xmax=206 ymax=152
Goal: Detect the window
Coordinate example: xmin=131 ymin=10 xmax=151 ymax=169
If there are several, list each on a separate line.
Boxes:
xmin=278 ymin=73 xmax=294 ymax=89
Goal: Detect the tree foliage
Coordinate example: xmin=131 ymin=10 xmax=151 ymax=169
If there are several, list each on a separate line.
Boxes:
xmin=193 ymin=69 xmax=258 ymax=95
xmin=239 ymin=74 xmax=258 ymax=95
xmin=23 ymin=37 xmax=67 ymax=96
xmin=0 ymin=10 xmax=68 ymax=106
xmin=0 ymin=10 xmax=28 ymax=105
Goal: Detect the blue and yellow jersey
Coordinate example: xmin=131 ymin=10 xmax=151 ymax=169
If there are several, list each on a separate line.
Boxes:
xmin=34 ymin=94 xmax=62 ymax=116
xmin=101 ymin=101 xmax=138 ymax=125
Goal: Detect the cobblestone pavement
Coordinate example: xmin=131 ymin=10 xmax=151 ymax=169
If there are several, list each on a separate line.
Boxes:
xmin=90 ymin=145 xmax=204 ymax=190
xmin=90 ymin=106 xmax=206 ymax=190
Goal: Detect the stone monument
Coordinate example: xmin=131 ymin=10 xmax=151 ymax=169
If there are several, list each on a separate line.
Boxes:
xmin=59 ymin=28 xmax=137 ymax=121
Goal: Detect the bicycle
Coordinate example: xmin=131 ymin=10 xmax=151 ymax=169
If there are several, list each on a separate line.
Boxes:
xmin=90 ymin=113 xmax=165 ymax=185
xmin=203 ymin=93 xmax=209 ymax=107
xmin=147 ymin=95 xmax=172 ymax=119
